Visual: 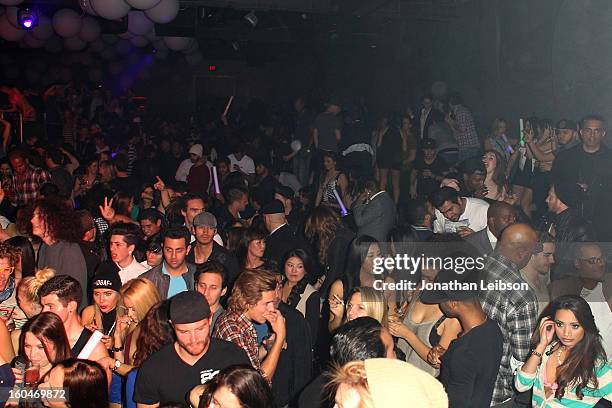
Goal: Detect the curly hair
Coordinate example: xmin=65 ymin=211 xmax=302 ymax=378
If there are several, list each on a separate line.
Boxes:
xmin=0 ymin=241 xmax=20 ymax=266
xmin=305 ymin=206 xmax=341 ymax=265
xmin=132 ymin=300 xmax=174 ymax=367
xmin=33 ymin=197 xmax=82 ymax=243
xmin=228 ymin=268 xmax=278 ymax=314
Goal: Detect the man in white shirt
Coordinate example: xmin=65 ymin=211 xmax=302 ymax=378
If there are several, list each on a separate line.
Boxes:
xmin=228 ymin=147 xmax=255 ymax=178
xmin=431 ymin=186 xmax=489 ymax=237
xmin=175 ymin=144 xmax=204 ymax=182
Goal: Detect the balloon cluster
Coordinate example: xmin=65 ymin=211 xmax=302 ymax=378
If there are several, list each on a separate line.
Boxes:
xmin=0 ymin=0 xmax=203 ymax=65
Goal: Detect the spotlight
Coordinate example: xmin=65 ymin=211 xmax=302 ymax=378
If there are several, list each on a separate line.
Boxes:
xmin=18 ymin=8 xmax=39 ymax=30
xmin=243 ymin=11 xmax=258 ymax=28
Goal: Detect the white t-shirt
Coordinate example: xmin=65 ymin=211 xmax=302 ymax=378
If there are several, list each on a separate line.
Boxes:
xmin=581 ymin=283 xmax=612 ymax=358
xmin=117 ymin=257 xmax=148 ymax=284
xmin=175 ymin=158 xmax=194 ymax=182
xmin=433 ymin=197 xmax=489 ymax=234
xmin=228 ymin=154 xmax=255 ymax=175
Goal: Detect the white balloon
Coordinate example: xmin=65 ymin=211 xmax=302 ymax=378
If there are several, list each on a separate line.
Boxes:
xmin=0 ymin=13 xmax=24 ymax=41
xmin=64 ymin=36 xmax=86 ymax=51
xmin=31 ymin=15 xmax=53 ymax=40
xmin=186 ymin=52 xmax=202 ymax=66
xmin=23 ymin=33 xmax=44 ymax=47
xmin=163 ymin=36 xmax=192 ymax=51
xmin=0 ymin=0 xmax=23 ymax=6
xmin=89 ymin=38 xmax=105 ymax=52
xmin=130 ymin=35 xmax=148 ymax=47
xmin=115 ymin=39 xmax=131 ymax=55
xmin=53 ymin=9 xmax=82 ymax=38
xmin=78 ymin=0 xmax=97 ymax=16
xmin=44 ymin=35 xmax=62 ymax=53
xmin=79 ymin=16 xmax=100 ymax=42
xmin=102 ymin=33 xmax=119 ymax=44
xmin=145 ymin=0 xmax=178 ymax=24
xmin=125 ymin=0 xmax=161 ymax=10
xmin=91 ymin=0 xmax=130 ymax=21
xmin=128 ymin=11 xmax=153 ymax=35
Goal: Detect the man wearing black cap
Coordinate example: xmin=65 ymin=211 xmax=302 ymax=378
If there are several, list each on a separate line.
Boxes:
xmin=410 ymin=138 xmax=449 ymax=199
xmin=441 ymin=156 xmax=488 ymax=200
xmin=421 ymin=267 xmax=503 ymax=408
xmin=134 ymin=291 xmax=249 ymax=407
xmin=262 ymin=199 xmax=311 ymax=266
xmin=186 ymin=212 xmax=239 ymax=295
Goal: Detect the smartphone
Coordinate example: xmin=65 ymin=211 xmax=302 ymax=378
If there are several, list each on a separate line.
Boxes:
xmin=519 ymin=118 xmax=525 ymax=147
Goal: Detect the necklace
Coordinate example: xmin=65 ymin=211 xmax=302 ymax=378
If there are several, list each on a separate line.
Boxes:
xmin=557 ymin=345 xmax=566 ymax=365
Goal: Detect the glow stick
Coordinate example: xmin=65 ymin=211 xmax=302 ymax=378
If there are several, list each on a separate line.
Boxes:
xmin=222 ymin=95 xmax=234 ymax=118
xmin=333 ymin=188 xmax=348 ymax=217
xmin=212 ymin=166 xmax=220 ymax=195
xmin=77 ymin=330 xmax=104 ymax=359
xmin=519 ymin=118 xmax=525 ymax=147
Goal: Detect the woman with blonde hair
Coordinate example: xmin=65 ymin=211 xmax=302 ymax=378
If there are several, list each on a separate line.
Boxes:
xmin=109 ymin=277 xmax=161 ymax=375
xmin=346 ymin=287 xmax=388 ymax=327
xmin=11 ymin=268 xmax=55 ymax=351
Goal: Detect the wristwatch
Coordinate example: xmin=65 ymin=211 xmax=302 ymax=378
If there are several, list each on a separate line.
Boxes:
xmin=112 ymin=359 xmax=121 ymax=371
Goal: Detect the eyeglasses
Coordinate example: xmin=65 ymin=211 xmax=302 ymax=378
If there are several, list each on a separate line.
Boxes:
xmin=579 ymin=257 xmax=605 ymax=265
xmin=0 ymin=267 xmax=14 ymax=275
xmin=580 ymin=128 xmax=605 ymax=137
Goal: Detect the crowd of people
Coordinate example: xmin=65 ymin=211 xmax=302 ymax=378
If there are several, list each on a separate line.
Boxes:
xmin=0 ymin=81 xmax=610 ymax=408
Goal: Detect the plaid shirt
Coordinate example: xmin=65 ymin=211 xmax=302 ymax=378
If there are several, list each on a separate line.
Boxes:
xmin=212 ymin=309 xmax=262 ymax=375
xmin=479 ymin=252 xmax=538 ymax=405
xmin=454 ymin=106 xmax=480 ymax=149
xmin=12 ymin=165 xmax=51 ymax=206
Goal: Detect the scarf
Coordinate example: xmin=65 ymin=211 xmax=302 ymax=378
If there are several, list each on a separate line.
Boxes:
xmin=0 ymin=276 xmax=15 ymax=303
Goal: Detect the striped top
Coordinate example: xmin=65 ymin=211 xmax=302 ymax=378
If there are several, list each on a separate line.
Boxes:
xmin=515 ymin=345 xmax=611 ymax=407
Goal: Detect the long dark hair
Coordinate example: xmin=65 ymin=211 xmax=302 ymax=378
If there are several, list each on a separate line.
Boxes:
xmin=282 ymin=248 xmax=313 ymax=309
xmin=532 ymin=295 xmax=607 ymax=400
xmin=132 ymin=299 xmax=174 ymax=367
xmin=55 ymin=358 xmax=108 ymax=408
xmin=5 ymin=236 xmax=35 ymax=279
xmin=483 ymin=149 xmax=507 ymax=198
xmin=20 ymin=312 xmax=71 ymax=365
xmin=341 ymin=235 xmax=378 ymax=301
xmin=198 ymin=365 xmax=277 ymax=408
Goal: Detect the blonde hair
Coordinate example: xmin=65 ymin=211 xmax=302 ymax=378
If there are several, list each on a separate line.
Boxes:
xmin=228 ymin=268 xmax=278 ymax=313
xmin=328 ymin=361 xmax=374 ymax=408
xmin=120 ymin=278 xmax=161 ymax=323
xmin=18 ymin=268 xmax=55 ymax=305
xmin=351 ymin=287 xmax=388 ymax=327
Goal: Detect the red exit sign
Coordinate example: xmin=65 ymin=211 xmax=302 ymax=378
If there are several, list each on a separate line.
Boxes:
xmin=208 ymin=65 xmax=217 ymax=72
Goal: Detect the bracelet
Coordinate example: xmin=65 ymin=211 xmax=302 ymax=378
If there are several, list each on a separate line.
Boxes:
xmin=111 ymin=344 xmax=124 ymax=353
xmin=530 ymin=350 xmax=542 ymax=358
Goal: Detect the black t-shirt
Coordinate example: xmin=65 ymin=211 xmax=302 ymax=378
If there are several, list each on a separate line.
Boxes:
xmin=439 ymin=318 xmax=503 ymax=408
xmin=414 ymin=155 xmax=449 ymax=196
xmin=134 ymin=338 xmax=250 ymax=405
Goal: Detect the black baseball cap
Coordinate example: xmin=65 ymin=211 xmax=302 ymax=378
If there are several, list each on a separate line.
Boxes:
xmin=421 ymin=139 xmax=437 ymax=150
xmin=275 ymin=186 xmax=294 ymax=199
xmin=169 ymin=291 xmax=211 ymax=324
xmin=261 ymin=199 xmax=285 ymax=215
xmin=556 ymin=119 xmax=577 ymax=131
xmin=458 ymin=156 xmax=486 ymax=176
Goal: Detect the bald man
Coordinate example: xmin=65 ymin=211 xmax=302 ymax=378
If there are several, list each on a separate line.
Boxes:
xmin=479 ymin=223 xmax=539 ymax=406
xmin=466 ymin=202 xmax=517 ymax=255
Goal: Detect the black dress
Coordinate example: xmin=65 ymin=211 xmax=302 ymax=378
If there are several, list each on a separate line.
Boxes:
xmin=376 ymin=128 xmax=403 ymax=170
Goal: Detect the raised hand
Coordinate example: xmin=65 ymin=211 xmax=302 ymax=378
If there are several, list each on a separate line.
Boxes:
xmin=98 ymin=196 xmax=115 ymax=221
xmin=153 ymin=176 xmax=165 ymax=191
